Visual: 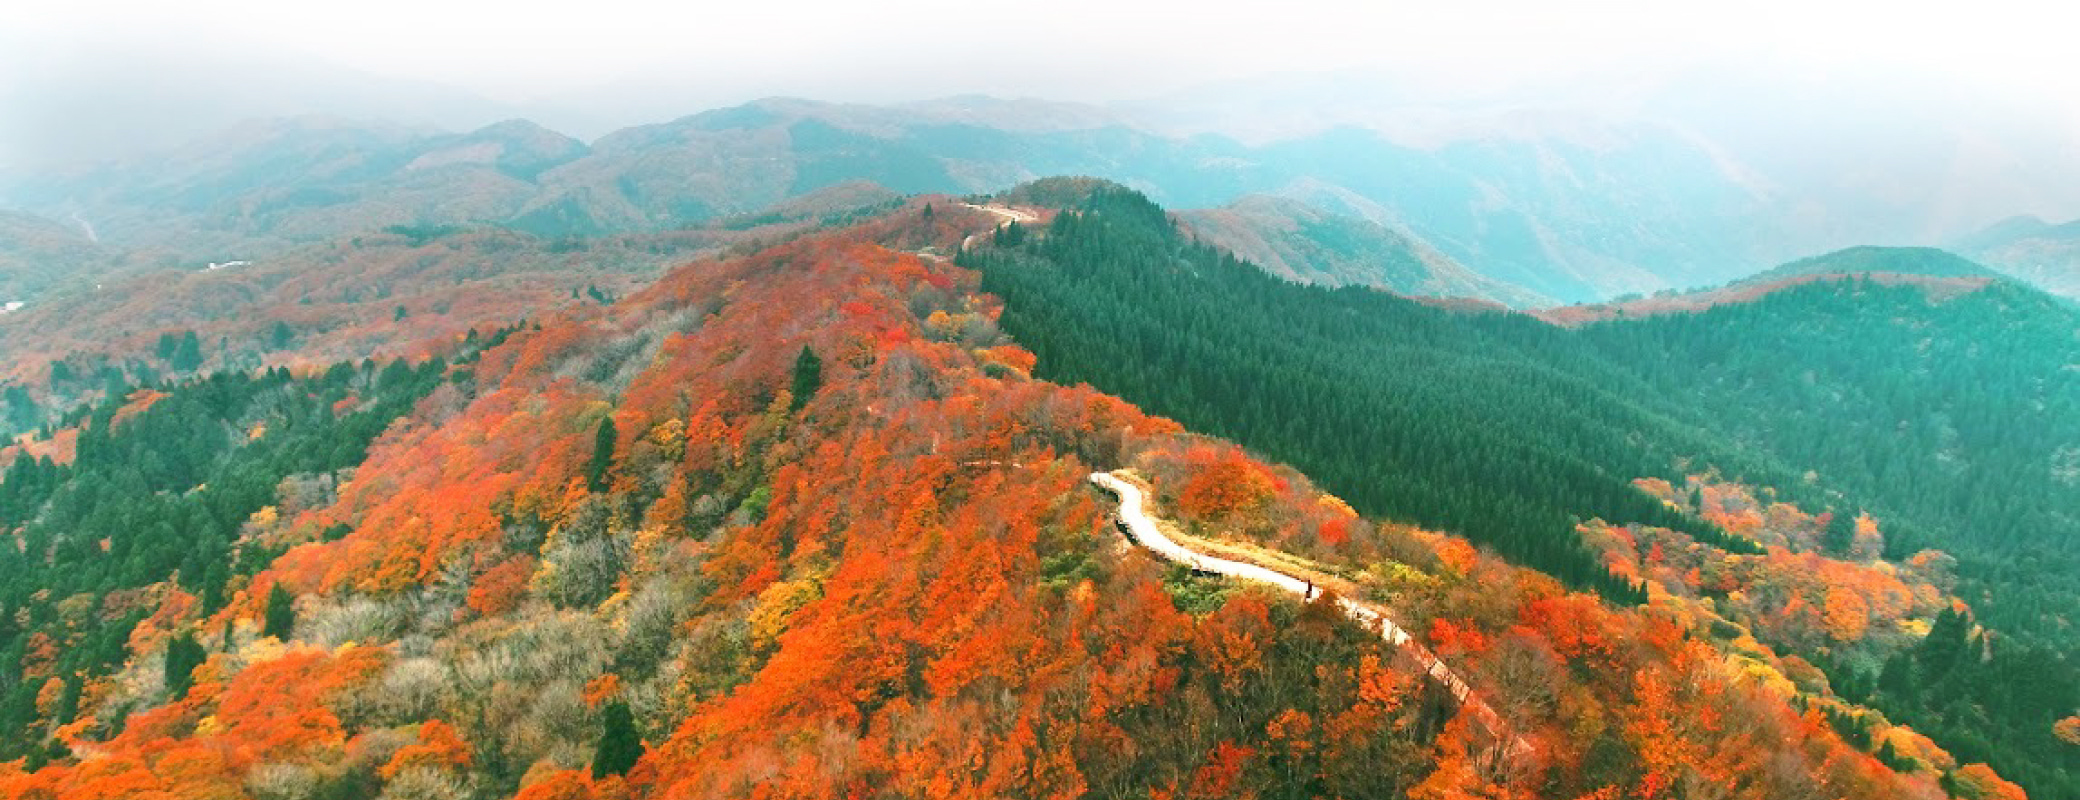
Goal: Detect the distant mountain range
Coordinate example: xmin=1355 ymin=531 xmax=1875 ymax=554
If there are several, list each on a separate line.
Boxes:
xmin=8 ymin=85 xmax=2077 ymax=307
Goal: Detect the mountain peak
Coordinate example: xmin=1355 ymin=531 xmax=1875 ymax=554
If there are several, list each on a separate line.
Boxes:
xmin=1538 ymin=245 xmax=2005 ymax=326
xmin=1749 ymin=245 xmax=1997 ymax=283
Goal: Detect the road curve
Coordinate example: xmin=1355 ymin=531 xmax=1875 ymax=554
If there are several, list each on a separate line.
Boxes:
xmin=1090 ymin=470 xmax=1524 ymax=758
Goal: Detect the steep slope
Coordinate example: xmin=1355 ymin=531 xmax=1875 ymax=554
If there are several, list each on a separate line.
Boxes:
xmin=1578 ymin=279 xmax=2080 ymax=795
xmin=968 ymin=183 xmax=2079 ymax=796
xmin=968 ymin=186 xmax=1771 ymax=599
xmin=0 ymin=197 xmax=1987 ymax=800
xmin=1575 ymin=277 xmax=2080 ymax=622
xmin=1179 ymin=195 xmax=1550 ymax=307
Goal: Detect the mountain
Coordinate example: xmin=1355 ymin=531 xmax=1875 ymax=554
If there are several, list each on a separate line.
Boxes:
xmin=1955 ymin=215 xmax=2080 ymax=300
xmin=0 ymin=190 xmax=2026 ymax=800
xmin=1746 ymin=246 xmax=1999 ymax=283
xmin=1539 ymin=246 xmax=2004 ymax=325
xmin=0 ymin=95 xmax=1886 ymax=304
xmin=969 ymin=183 xmax=2080 ymax=795
xmin=1179 ymin=195 xmax=1550 ymax=307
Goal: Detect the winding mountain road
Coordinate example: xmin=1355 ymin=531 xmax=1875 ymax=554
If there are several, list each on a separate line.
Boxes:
xmin=958 ymin=203 xmax=1039 ymax=251
xmin=1090 ymin=471 xmax=1528 ymax=762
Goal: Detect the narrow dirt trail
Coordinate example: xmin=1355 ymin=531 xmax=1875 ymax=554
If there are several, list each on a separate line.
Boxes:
xmin=1090 ymin=470 xmax=1531 ymax=763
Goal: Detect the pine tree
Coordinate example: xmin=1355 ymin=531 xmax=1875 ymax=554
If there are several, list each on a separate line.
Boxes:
xmin=263 ymin=583 xmax=296 ymax=641
xmin=171 ymin=331 xmax=204 ymax=372
xmin=164 ymin=633 xmax=206 ymax=700
xmin=591 ymin=700 xmax=644 ymax=778
xmin=197 ymin=561 xmax=228 ymax=615
xmin=790 ymin=346 xmax=823 ymax=412
xmin=587 ymin=416 xmax=617 ymax=493
xmin=1823 ymin=510 xmax=1857 ymax=555
xmin=1918 ymin=606 xmax=1972 ymax=679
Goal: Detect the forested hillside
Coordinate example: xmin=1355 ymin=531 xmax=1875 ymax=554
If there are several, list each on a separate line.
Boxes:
xmin=966 ymin=185 xmax=1769 ymax=601
xmin=0 ymin=197 xmax=2009 ymax=800
xmin=0 ymin=348 xmax=469 ymax=765
xmin=967 ymin=182 xmax=2080 ymax=796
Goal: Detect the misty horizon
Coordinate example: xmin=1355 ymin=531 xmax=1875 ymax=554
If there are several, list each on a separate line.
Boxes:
xmin=5 ymin=0 xmax=2080 ymax=298
xmin=8 ymin=0 xmax=2080 ymax=162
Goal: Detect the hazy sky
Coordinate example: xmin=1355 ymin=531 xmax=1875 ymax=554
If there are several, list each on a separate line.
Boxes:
xmin=5 ymin=0 xmax=2078 ymax=176
xmin=11 ymin=0 xmax=2074 ymax=106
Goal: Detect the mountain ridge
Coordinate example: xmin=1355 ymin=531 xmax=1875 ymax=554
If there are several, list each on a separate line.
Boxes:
xmin=0 ymin=187 xmax=2041 ymax=799
xmin=5 ymin=93 xmax=2024 ymax=306
xmin=1537 ymin=245 xmax=2008 ymax=325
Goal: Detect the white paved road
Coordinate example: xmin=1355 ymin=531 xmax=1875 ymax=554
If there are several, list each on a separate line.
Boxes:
xmin=1091 ymin=470 xmax=1524 ymax=757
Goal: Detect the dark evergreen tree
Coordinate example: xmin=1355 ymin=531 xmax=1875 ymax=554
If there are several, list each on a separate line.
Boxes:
xmin=268 ymin=321 xmax=295 ymax=350
xmin=591 ymin=700 xmax=644 ymax=778
xmin=197 ymin=561 xmax=228 ymax=615
xmin=1823 ymin=510 xmax=1857 ymax=555
xmin=263 ymin=583 xmax=296 ymax=641
xmin=2 ymin=386 xmax=35 ymax=430
xmin=163 ymin=633 xmax=206 ymax=700
xmin=170 ymin=331 xmax=204 ymax=372
xmin=790 ymin=345 xmax=823 ymax=412
xmin=587 ymin=416 xmax=617 ymax=493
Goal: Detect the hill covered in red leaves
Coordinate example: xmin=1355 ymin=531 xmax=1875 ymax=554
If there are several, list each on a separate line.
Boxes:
xmin=0 ymin=193 xmax=2026 ymax=800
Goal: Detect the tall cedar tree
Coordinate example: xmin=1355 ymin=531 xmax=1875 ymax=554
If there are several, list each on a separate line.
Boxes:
xmin=790 ymin=345 xmax=822 ymax=411
xmin=1823 ymin=510 xmax=1857 ymax=555
xmin=592 ymin=700 xmax=644 ymax=778
xmin=170 ymin=330 xmax=204 ymax=372
xmin=587 ymin=416 xmax=616 ymax=493
xmin=163 ymin=633 xmax=206 ymax=700
xmin=263 ymin=583 xmax=296 ymax=640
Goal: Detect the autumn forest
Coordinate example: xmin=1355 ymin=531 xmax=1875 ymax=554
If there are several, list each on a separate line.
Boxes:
xmin=0 ymin=168 xmax=2071 ymax=800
